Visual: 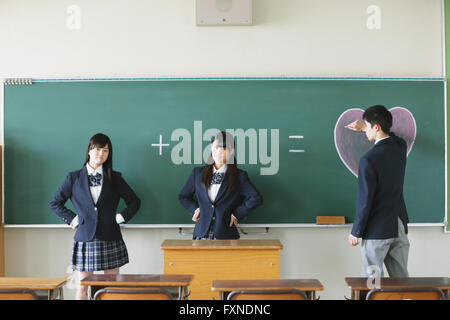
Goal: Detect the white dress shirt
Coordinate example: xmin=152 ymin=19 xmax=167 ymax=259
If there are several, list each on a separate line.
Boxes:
xmin=70 ymin=164 xmax=124 ymax=229
xmin=86 ymin=163 xmax=103 ymax=204
xmin=208 ymin=164 xmax=227 ymax=202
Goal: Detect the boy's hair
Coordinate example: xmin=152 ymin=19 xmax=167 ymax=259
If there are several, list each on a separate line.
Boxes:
xmin=363 ymin=105 xmax=392 ymax=133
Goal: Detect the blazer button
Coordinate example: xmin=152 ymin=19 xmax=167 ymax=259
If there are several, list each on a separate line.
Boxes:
xmin=94 ymin=207 xmax=97 ymax=211
xmin=211 ymin=205 xmax=214 ymax=208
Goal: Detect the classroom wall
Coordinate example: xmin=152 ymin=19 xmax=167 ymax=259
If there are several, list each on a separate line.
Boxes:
xmin=5 ymin=226 xmax=450 ymax=300
xmin=0 ymin=0 xmax=443 ymax=78
xmin=0 ymin=146 xmax=4 ymax=277
xmin=0 ymin=0 xmax=448 ymax=300
xmin=0 ymin=226 xmax=4 ymax=277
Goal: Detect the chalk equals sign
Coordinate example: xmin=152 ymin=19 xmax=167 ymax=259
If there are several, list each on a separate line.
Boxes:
xmin=289 ymin=135 xmax=305 ymax=153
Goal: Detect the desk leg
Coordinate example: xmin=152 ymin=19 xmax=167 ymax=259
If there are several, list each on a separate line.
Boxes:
xmin=48 ymin=288 xmax=64 ymax=300
xmin=351 ymin=290 xmax=360 ymax=300
xmin=179 ymin=286 xmax=189 ymax=300
xmin=89 ymin=285 xmax=103 ymax=300
xmin=304 ymin=291 xmax=316 ymax=300
xmin=178 ymin=286 xmax=184 ymax=300
xmin=48 ymin=289 xmax=59 ymax=300
xmin=88 ymin=286 xmax=92 ymax=300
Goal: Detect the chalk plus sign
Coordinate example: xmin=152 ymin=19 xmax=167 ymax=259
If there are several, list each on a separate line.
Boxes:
xmin=151 ymin=134 xmax=170 ymax=155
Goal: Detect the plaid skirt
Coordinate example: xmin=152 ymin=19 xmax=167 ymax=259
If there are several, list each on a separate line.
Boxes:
xmin=72 ymin=238 xmax=129 ymax=272
xmin=194 ymin=218 xmax=216 ymax=240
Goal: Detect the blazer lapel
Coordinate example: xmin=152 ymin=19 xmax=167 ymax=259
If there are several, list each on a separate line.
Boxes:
xmin=80 ymin=166 xmax=95 ymax=205
xmin=97 ymin=172 xmax=111 ymax=205
xmin=201 ymin=181 xmax=212 ymax=204
xmin=213 ymin=172 xmax=229 ymax=203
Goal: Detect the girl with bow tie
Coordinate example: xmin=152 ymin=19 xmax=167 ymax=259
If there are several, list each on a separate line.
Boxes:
xmin=50 ymin=133 xmax=141 ymax=299
xmin=179 ymin=131 xmax=263 ymax=240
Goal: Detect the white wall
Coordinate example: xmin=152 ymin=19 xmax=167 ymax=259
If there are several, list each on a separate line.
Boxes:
xmin=5 ymin=226 xmax=450 ymax=300
xmin=0 ymin=0 xmax=448 ymax=300
xmin=0 ymin=0 xmax=443 ymax=78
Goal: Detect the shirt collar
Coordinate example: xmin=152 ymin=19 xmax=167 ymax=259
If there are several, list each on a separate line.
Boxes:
xmin=213 ymin=164 xmax=227 ymax=174
xmin=86 ymin=163 xmax=103 ymax=176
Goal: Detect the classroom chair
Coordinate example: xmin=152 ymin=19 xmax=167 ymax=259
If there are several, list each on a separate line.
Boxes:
xmin=226 ymin=289 xmax=308 ymax=300
xmin=0 ymin=289 xmax=38 ymax=300
xmin=366 ymin=287 xmax=445 ymax=300
xmin=93 ymin=287 xmax=173 ymax=300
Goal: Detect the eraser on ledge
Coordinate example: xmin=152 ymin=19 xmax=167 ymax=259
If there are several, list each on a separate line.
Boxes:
xmin=316 ymin=216 xmax=346 ymax=225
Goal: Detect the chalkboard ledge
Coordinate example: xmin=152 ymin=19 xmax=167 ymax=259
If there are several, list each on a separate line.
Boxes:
xmin=2 ymin=223 xmax=446 ymax=228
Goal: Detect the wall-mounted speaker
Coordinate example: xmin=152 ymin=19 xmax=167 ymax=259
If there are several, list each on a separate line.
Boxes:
xmin=196 ymin=0 xmax=252 ymax=26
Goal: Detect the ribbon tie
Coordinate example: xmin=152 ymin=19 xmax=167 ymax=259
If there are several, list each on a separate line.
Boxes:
xmin=211 ymin=172 xmax=225 ymax=185
xmin=88 ymin=173 xmax=102 ymax=187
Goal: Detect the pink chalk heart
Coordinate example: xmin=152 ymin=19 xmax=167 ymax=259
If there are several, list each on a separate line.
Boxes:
xmin=334 ymin=107 xmax=416 ymax=177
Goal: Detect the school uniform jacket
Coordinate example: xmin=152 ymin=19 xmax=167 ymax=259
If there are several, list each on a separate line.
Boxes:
xmin=178 ymin=166 xmax=263 ymax=239
xmin=351 ymin=133 xmax=409 ymax=240
xmin=49 ymin=167 xmax=141 ymax=242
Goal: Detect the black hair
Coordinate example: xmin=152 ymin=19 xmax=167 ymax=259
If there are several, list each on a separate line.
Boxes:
xmin=84 ymin=133 xmax=113 ymax=181
xmin=201 ymin=131 xmax=237 ymax=191
xmin=362 ymin=105 xmax=392 ymax=133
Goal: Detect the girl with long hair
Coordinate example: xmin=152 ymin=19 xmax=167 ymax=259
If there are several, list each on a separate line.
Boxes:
xmin=50 ymin=133 xmax=141 ymax=299
xmin=179 ymin=131 xmax=263 ymax=240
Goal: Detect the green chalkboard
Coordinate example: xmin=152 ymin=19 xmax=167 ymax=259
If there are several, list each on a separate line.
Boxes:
xmin=3 ymin=80 xmax=445 ymax=225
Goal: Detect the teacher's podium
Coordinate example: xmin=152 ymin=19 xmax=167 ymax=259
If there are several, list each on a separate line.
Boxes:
xmin=161 ymin=239 xmax=283 ymax=300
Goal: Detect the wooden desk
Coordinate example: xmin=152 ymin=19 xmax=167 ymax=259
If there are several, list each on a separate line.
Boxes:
xmin=0 ymin=277 xmax=67 ymax=299
xmin=161 ymin=239 xmax=283 ymax=300
xmin=81 ymin=274 xmax=194 ymax=300
xmin=212 ymin=279 xmax=324 ymax=300
xmin=345 ymin=277 xmax=450 ymax=300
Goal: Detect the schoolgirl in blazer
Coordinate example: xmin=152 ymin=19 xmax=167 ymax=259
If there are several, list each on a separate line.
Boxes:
xmin=179 ymin=131 xmax=263 ymax=240
xmin=49 ymin=133 xmax=140 ymax=299
xmin=50 ymin=163 xmax=140 ymax=242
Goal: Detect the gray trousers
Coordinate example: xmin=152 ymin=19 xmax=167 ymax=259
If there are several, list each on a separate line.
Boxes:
xmin=361 ymin=217 xmax=410 ymax=277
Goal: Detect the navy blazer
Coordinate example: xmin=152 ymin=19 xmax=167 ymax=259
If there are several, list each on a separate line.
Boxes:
xmin=178 ymin=166 xmax=263 ymax=239
xmin=351 ymin=133 xmax=409 ymax=240
xmin=49 ymin=167 xmax=141 ymax=242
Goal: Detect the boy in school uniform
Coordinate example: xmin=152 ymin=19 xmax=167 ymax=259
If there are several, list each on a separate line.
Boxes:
xmin=346 ymin=105 xmax=410 ymax=277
